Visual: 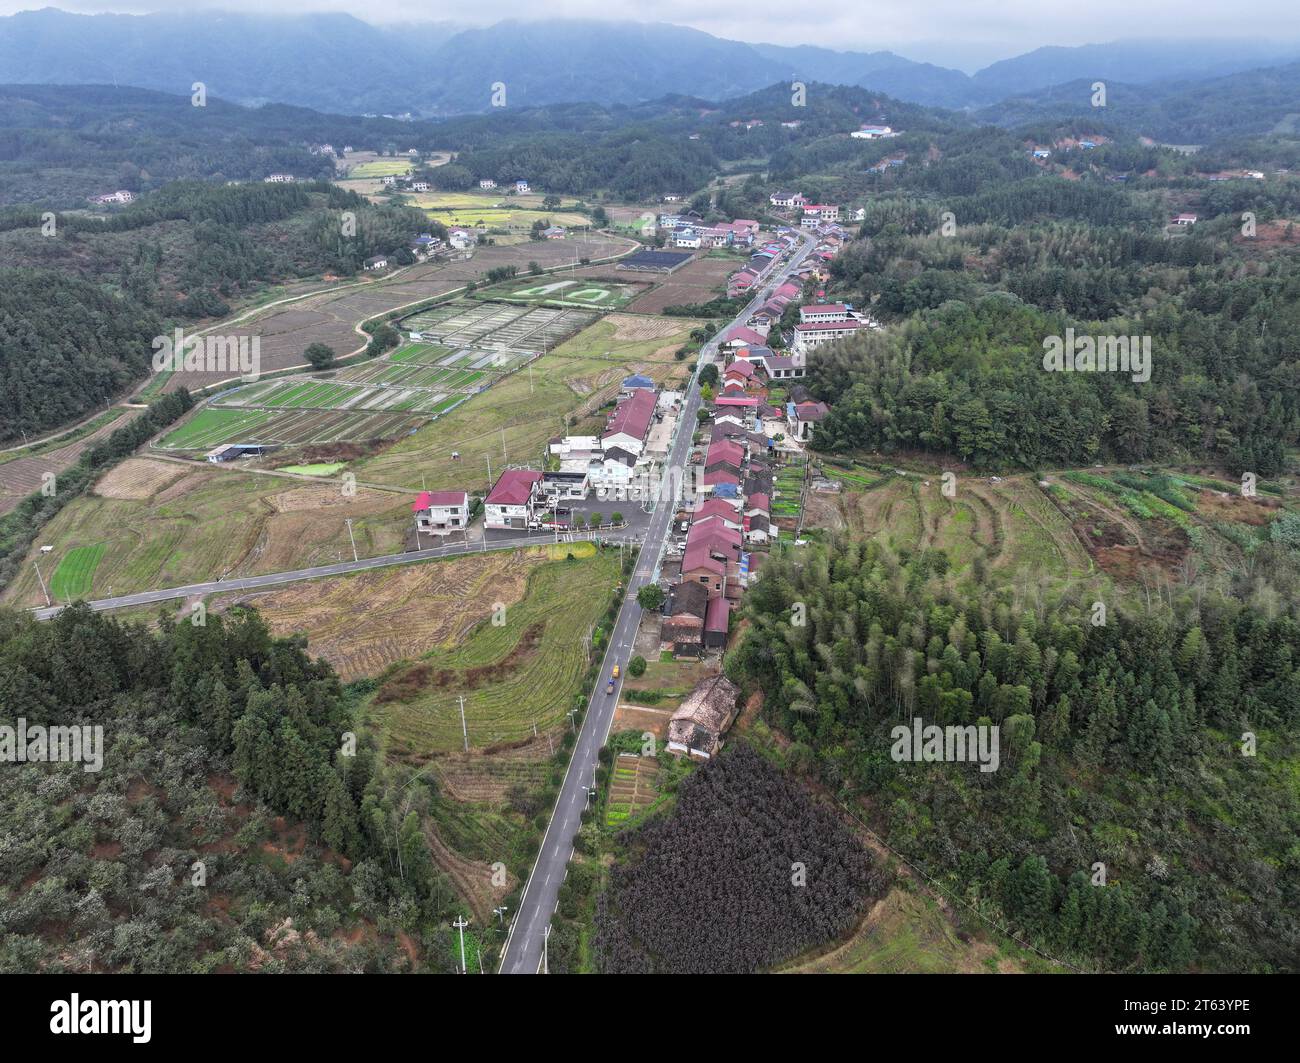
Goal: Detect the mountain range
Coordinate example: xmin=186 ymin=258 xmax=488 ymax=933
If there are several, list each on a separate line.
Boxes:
xmin=2 ymin=9 xmax=1300 ymax=118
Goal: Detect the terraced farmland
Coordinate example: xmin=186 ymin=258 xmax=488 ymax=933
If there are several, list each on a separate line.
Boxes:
xmin=365 ymin=547 xmax=622 ymax=753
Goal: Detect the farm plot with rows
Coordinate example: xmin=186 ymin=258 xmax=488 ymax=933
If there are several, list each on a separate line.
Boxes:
xmin=401 ymin=299 xmax=598 ymax=351
xmin=606 ymin=755 xmax=661 ymax=828
xmin=355 ymin=314 xmax=703 ymax=492
xmin=0 ymin=466 xmax=412 ymax=608
xmin=364 ymin=545 xmax=622 ymax=754
xmin=208 ymin=549 xmax=544 ymax=683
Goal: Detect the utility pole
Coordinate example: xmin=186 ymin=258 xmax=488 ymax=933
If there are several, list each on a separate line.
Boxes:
xmin=457 ymin=695 xmax=469 ymax=752
xmin=453 ymin=916 xmax=469 ymax=974
xmin=486 ymin=454 xmax=492 ymax=491
xmin=344 ymin=518 xmax=359 ymax=563
xmin=501 ymin=426 xmax=507 ymax=463
xmin=543 ymin=924 xmax=551 ymax=975
xmin=32 ymin=559 xmax=51 ymax=607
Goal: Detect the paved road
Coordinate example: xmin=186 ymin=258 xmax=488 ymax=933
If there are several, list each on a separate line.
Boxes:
xmin=30 ymin=528 xmax=643 ymax=620
xmin=498 ymin=228 xmax=816 ymax=974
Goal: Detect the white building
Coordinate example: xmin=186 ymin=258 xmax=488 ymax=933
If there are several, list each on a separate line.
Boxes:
xmin=412 ymin=490 xmax=469 ymax=536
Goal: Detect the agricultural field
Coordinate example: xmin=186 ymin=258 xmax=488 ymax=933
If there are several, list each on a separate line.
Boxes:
xmin=208 ymin=549 xmax=546 ymax=682
xmin=155 ymin=235 xmax=635 ymax=395
xmin=625 ymin=255 xmax=735 ymax=314
xmin=471 ymin=276 xmax=647 ymax=310
xmin=155 ymin=309 xmax=574 ymax=453
xmin=0 ymin=406 xmax=145 ymax=517
xmin=804 ymin=471 xmax=1093 ymax=584
xmin=801 ymin=462 xmax=1294 ymax=596
xmin=354 ymin=313 xmax=702 ymax=493
xmin=345 ymin=157 xmax=412 ymax=178
xmin=48 ymin=543 xmax=106 ymax=602
xmin=0 ymin=464 xmax=413 ymax=607
xmin=401 ymin=299 xmax=598 ymax=350
xmin=364 ymin=544 xmax=622 ymax=752
xmin=605 ymin=754 xmax=661 ymax=828
xmin=405 ymin=190 xmax=587 ymax=230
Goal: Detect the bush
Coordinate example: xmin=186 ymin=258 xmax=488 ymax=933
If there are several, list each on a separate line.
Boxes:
xmin=628 ymin=656 xmax=647 ymax=677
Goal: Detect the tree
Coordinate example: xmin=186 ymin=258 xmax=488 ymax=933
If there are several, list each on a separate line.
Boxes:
xmin=610 ymin=511 xmax=624 ymax=525
xmin=637 ymin=584 xmax=665 ymax=611
xmin=304 ymin=342 xmax=336 ymax=370
xmin=699 ymin=363 xmax=720 ymax=387
xmin=628 ymin=655 xmax=647 ymax=677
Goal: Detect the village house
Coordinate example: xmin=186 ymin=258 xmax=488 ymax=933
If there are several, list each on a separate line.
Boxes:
xmin=515 ymin=179 xmax=530 ymax=193
xmin=692 ymin=497 xmax=744 ymax=531
xmin=1172 ymin=213 xmax=1198 ymax=226
xmin=602 ymin=389 xmax=657 ymax=456
xmin=719 ymin=325 xmax=767 ymax=352
xmin=543 ymin=225 xmax=566 ymax=239
xmin=485 ymin=469 xmax=543 ymax=529
xmin=788 ymin=400 xmax=830 ymax=441
xmin=801 ymin=204 xmax=840 ymax=222
xmin=411 ymin=181 xmax=430 ymax=192
xmin=667 ymin=674 xmax=741 ymax=758
xmin=411 ymin=490 xmax=469 ymax=536
xmin=769 ymin=191 xmax=807 ymax=209
xmin=792 ymin=317 xmax=865 ymax=354
xmin=851 ymin=125 xmax=894 ymax=139
xmin=799 ymin=303 xmax=854 ymax=324
xmin=479 ymin=178 xmax=497 ymax=189
xmin=364 ymin=255 xmax=389 ymax=271
xmin=89 ymin=189 xmax=136 ymax=205
xmin=704 ymin=438 xmax=745 ymax=477
xmin=662 ymin=613 xmax=705 ymax=658
xmin=263 ymin=174 xmax=295 ymax=183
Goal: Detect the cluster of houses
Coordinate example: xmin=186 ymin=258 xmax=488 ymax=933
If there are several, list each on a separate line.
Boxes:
xmin=380 ymin=174 xmax=430 ymax=193
xmin=470 ymin=378 xmax=682 ymax=530
xmin=477 ymin=178 xmax=531 ymax=194
xmin=725 ymin=228 xmax=806 ymax=299
xmin=659 ymin=211 xmax=761 ymax=250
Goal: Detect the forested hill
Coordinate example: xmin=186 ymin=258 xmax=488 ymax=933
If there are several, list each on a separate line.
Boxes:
xmin=0 ymin=604 xmax=464 ymax=973
xmin=0 ymin=269 xmax=160 ymax=441
xmin=0 ymin=181 xmax=432 ymax=440
xmin=975 ymin=61 xmax=1300 ymax=144
xmin=728 ymin=540 xmax=1300 ymax=972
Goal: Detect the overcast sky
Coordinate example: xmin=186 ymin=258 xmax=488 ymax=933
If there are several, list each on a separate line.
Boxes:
xmin=5 ymin=2 xmax=1300 ymax=69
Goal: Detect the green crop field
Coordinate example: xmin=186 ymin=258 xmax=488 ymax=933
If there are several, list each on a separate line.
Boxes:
xmin=49 ymin=543 xmax=106 ymax=601
xmin=349 ymin=159 xmax=411 ymax=178
xmin=159 ymin=408 xmax=276 ymax=449
xmin=365 ymin=550 xmax=622 ymax=753
xmin=355 ymin=315 xmax=701 ymax=492
xmin=474 ymin=276 xmax=644 ymax=309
